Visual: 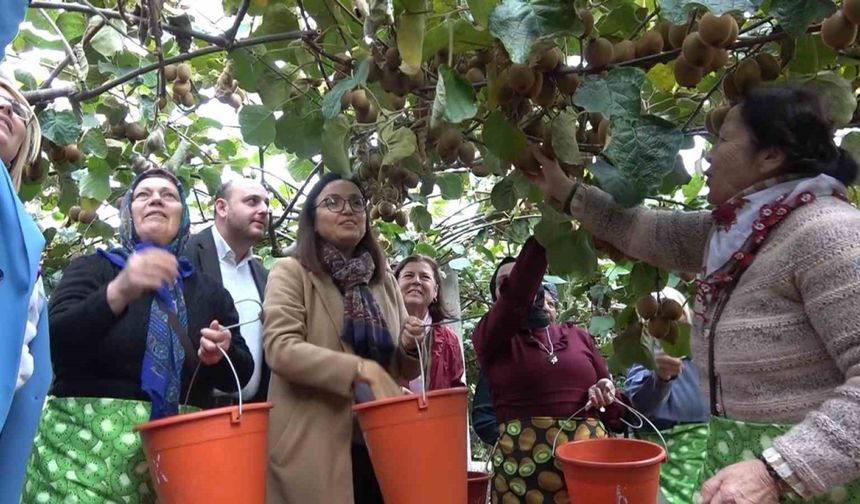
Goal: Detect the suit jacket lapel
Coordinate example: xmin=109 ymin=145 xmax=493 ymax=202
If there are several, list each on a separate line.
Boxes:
xmin=199 ymin=227 xmax=223 ymax=283
xmin=250 ymin=260 xmax=268 ymax=299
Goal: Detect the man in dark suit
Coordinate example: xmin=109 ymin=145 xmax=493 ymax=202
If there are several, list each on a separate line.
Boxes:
xmin=185 ymin=178 xmax=271 ymax=404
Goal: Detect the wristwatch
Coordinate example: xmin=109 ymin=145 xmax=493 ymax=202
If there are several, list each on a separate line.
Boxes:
xmin=760 ymin=447 xmax=810 ymax=501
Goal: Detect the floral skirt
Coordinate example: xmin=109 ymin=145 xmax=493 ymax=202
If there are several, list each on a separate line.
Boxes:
xmin=490 ymin=416 xmax=608 ymax=504
xmin=23 ymin=396 xmax=197 ymax=504
xmin=694 ymin=415 xmax=860 ymax=503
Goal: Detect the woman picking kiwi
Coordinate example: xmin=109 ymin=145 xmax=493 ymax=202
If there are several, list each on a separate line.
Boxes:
xmin=473 ymin=238 xmax=629 ymax=504
xmin=529 ymin=85 xmax=860 ymax=503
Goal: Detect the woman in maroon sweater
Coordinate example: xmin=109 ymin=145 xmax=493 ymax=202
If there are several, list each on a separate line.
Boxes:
xmin=473 ymin=236 xmax=627 ymax=504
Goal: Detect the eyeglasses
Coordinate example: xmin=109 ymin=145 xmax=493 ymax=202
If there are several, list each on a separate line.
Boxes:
xmin=0 ymin=95 xmax=32 ymax=123
xmin=317 ymin=195 xmax=366 ymax=214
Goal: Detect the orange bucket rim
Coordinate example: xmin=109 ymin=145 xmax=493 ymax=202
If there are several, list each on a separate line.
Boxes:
xmin=555 ymin=438 xmax=666 ymax=469
xmin=352 ymin=386 xmax=467 ymax=412
xmin=133 ymin=402 xmax=273 ymax=432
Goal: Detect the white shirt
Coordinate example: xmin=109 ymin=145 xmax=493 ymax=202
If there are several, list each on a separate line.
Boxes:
xmin=212 ymin=227 xmax=264 ymax=400
xmin=17 ymin=277 xmax=45 ymax=391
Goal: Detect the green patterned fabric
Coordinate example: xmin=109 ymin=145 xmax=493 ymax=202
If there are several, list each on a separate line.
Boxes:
xmin=23 ymin=396 xmax=197 ymax=504
xmin=693 ymin=415 xmax=860 ymax=503
xmin=637 ymin=423 xmax=708 ymax=504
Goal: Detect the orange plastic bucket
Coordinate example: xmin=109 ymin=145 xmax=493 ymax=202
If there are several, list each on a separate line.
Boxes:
xmin=134 ymin=402 xmax=272 ymax=503
xmin=353 ymin=387 xmax=468 ymax=504
xmin=467 ymin=471 xmax=490 ymax=504
xmin=555 ymin=437 xmax=666 ymax=504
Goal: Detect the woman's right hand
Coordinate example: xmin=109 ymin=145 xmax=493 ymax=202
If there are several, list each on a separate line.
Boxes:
xmin=529 ymin=148 xmax=578 ymax=208
xmin=354 ymin=359 xmax=403 ymax=400
xmin=106 ymin=248 xmax=178 ymax=312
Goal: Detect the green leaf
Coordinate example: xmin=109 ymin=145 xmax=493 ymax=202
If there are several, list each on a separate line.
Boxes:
xmin=437 ymin=174 xmax=464 ymax=199
xmin=788 ymin=34 xmax=836 ymax=74
xmin=660 ymin=0 xmax=761 ymax=24
xmin=660 ymin=154 xmax=692 ymax=194
xmin=661 ymin=322 xmax=692 ymax=357
xmin=489 ymin=0 xmax=584 ymax=64
xmin=89 ymin=25 xmax=124 ymax=57
xmin=612 ymin=325 xmax=655 ymax=369
xmin=432 ymin=65 xmax=478 ymax=127
xmin=410 ymin=205 xmax=433 ymax=231
xmin=397 ymin=0 xmax=428 ymax=75
xmin=57 ymin=12 xmax=87 ymax=42
xmin=382 ymin=125 xmax=418 ymax=166
xmin=39 ymin=110 xmax=81 ymax=146
xmin=239 ymin=105 xmax=276 ymax=146
xmin=546 ymin=228 xmax=597 ymax=277
xmin=483 ymin=111 xmax=527 ymax=161
xmin=230 ymin=48 xmax=263 ymax=91
xmin=198 ymin=167 xmax=222 ymax=196
xmin=468 ymin=0 xmax=500 ymax=27
xmin=589 ymin=315 xmax=616 ymax=338
xmin=841 ymin=131 xmax=860 ymax=166
xmin=79 ymin=159 xmax=112 ymax=202
xmin=321 ymin=115 xmax=352 ymax=176
xmin=257 ymin=69 xmax=292 ymax=109
xmin=588 ymin=159 xmax=646 ymax=207
xmin=574 ymin=67 xmax=645 ymax=119
xmin=769 ymin=0 xmax=835 ymax=38
xmin=647 ymin=63 xmax=675 ymax=94
xmin=13 ymin=69 xmax=37 ymax=91
xmin=413 ymin=242 xmax=438 ymax=256
xmin=448 ymin=257 xmax=472 ymax=270
xmin=423 ymin=18 xmax=495 ymax=60
xmin=794 ymin=72 xmax=855 ymax=127
xmin=321 ymin=59 xmax=370 ymax=120
xmin=682 ymin=172 xmax=706 ymax=201
xmin=629 ymin=262 xmax=667 ymax=295
xmin=490 ymin=177 xmax=517 ymax=210
xmin=79 ymin=129 xmax=107 ymax=158
xmin=595 ymin=3 xmax=640 ymax=37
xmin=252 ymin=3 xmax=300 ymax=50
xmin=288 ymin=158 xmax=316 ymax=181
xmin=275 ymin=108 xmax=324 ymax=159
xmin=551 ymin=111 xmax=582 ymax=165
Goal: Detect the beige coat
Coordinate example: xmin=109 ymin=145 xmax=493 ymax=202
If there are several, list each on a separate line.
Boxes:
xmin=263 ymin=256 xmax=419 ymax=504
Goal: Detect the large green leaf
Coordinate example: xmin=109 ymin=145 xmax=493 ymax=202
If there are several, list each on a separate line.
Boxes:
xmin=488 ymin=0 xmax=584 ymax=64
xmin=397 ymin=0 xmax=428 ymax=75
xmin=321 ymin=59 xmax=370 ymax=120
xmin=794 ymin=72 xmax=855 ymax=127
xmin=257 ymin=68 xmax=292 ymax=109
xmin=288 ymin=159 xmax=316 ymax=181
xmin=491 ymin=177 xmax=517 ymax=210
xmin=574 ymin=67 xmax=645 ymax=120
xmin=431 ymin=65 xmax=478 ymax=127
xmin=589 ymin=159 xmax=647 ymax=207
xmin=79 ymin=129 xmax=107 ymax=158
xmin=198 ymin=167 xmax=222 ymax=197
xmin=230 ymin=48 xmax=263 ymax=91
xmin=57 ymin=12 xmax=87 ymax=42
xmin=787 ymin=34 xmax=837 ymax=75
xmin=589 ymin=315 xmax=616 ymax=338
xmin=547 ymin=228 xmax=598 ymax=276
xmin=468 ymin=0 xmax=500 ymax=27
xmin=239 ymin=105 xmax=276 ymax=146
xmin=251 ymin=3 xmax=300 ymax=50
xmin=629 ymin=262 xmax=667 ymax=295
xmin=423 ymin=18 xmax=495 ymax=60
xmin=381 ymin=125 xmax=418 ymax=166
xmin=410 ymin=205 xmax=433 ymax=231
xmin=275 ymin=108 xmax=324 ymax=159
xmin=551 ymin=111 xmax=582 ymax=165
xmin=613 ymin=324 xmax=655 ymax=369
xmin=769 ymin=0 xmax=835 ymax=37
xmin=39 ymin=110 xmax=81 ymax=146
xmin=660 ymin=0 xmax=761 ymax=24
xmin=89 ymin=25 xmax=124 ymax=57
xmin=437 ymin=173 xmax=464 ymax=199
xmin=483 ymin=111 xmax=527 ymax=161
xmin=79 ymin=159 xmax=112 ymax=202
xmin=661 ymin=322 xmax=692 ymax=357
xmin=321 ymin=115 xmax=352 ymax=176
xmin=595 ymin=3 xmax=640 ymax=37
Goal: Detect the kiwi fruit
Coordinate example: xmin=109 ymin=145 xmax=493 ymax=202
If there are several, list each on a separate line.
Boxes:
xmin=378 ymin=201 xmax=397 ymax=221
xmin=723 ymin=17 xmax=739 ymax=48
xmin=536 ymin=47 xmax=563 ymax=73
xmin=180 ymin=93 xmax=195 ymax=107
xmin=69 ymin=205 xmax=82 ymax=222
xmin=458 ymin=142 xmax=477 ymax=164
xmin=351 ymin=89 xmax=370 ymax=112
xmin=437 ymin=128 xmax=462 ymax=158
xmin=465 ymin=67 xmax=485 ymax=84
xmin=660 ymin=299 xmax=684 ymax=320
xmin=341 ymin=90 xmax=353 ymax=111
xmin=611 ymin=40 xmax=636 ymax=64
xmin=705 ymin=106 xmax=730 ymax=135
xmin=380 ymin=67 xmax=400 ymax=94
xmin=668 ymin=23 xmax=691 ymax=49
xmin=78 ymin=209 xmax=98 ymax=224
xmin=163 ymin=64 xmax=177 ymax=81
xmin=513 ymin=148 xmax=540 ymax=175
xmin=534 ymin=78 xmax=556 ymax=107
xmin=26 ymin=160 xmax=43 ymax=181
xmin=508 ymin=64 xmax=537 ymax=95
xmin=733 ymin=58 xmax=762 ymax=94
xmin=821 ymin=11 xmax=857 ymax=50
xmin=635 ymin=30 xmax=665 ymax=58
xmin=709 ymin=49 xmax=729 ymax=72
xmin=176 ymin=63 xmax=192 ymax=82
xmin=584 ymin=38 xmax=614 ymax=68
xmin=370 ymin=204 xmax=381 ymax=220
xmin=596 ymin=118 xmax=610 ymax=146
xmin=389 ymin=94 xmax=407 ymax=110
xmin=555 ymin=72 xmax=580 ymax=95
xmin=648 ymin=317 xmax=671 ymax=339
xmin=440 ymin=147 xmax=460 ymax=164
xmin=407 ymin=71 xmax=425 ymax=90
xmin=356 ymin=104 xmax=378 ymax=124
xmin=172 ymin=80 xmax=192 ymax=96
xmin=471 ymin=164 xmax=492 ymax=177
xmin=636 ymin=295 xmax=659 ymax=320
xmin=394 ymin=210 xmax=408 ymax=227
xmin=698 ymin=13 xmax=735 ymax=48
xmin=657 ymin=20 xmax=673 ymax=47
xmin=64 ymin=144 xmax=81 ymax=163
xmin=526 ymin=71 xmax=545 ymax=100
xmin=673 ymin=55 xmax=704 ymax=87
xmin=124 ymin=123 xmax=148 ymax=142
xmin=845 ymin=0 xmax=860 ymax=24
xmin=385 ymin=47 xmax=401 ymax=70
xmin=682 ymin=32 xmax=716 ymax=68
xmin=578 ymin=9 xmax=594 ymax=39
xmin=755 ymin=53 xmax=781 ymax=81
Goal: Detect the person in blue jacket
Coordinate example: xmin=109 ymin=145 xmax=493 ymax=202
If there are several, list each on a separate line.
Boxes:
xmin=624 ymin=287 xmax=709 ymax=504
xmin=0 ymin=0 xmax=29 ymax=61
xmin=0 ymin=75 xmax=51 ymax=503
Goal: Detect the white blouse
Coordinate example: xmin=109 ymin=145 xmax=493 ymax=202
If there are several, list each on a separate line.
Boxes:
xmin=16 ymin=277 xmax=45 ymax=391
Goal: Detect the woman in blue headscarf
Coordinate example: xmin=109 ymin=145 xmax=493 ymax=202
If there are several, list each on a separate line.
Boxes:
xmin=24 ymin=168 xmax=254 ymax=503
xmin=0 ymin=76 xmax=50 ymax=504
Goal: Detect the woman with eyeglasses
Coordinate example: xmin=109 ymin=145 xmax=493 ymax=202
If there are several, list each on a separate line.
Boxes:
xmin=23 ymin=168 xmax=254 ymax=503
xmin=263 ymin=172 xmax=424 ymax=504
xmin=0 ymin=77 xmax=50 ymax=503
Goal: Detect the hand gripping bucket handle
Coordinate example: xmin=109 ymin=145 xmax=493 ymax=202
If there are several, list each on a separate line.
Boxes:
xmin=184 ymin=345 xmax=244 ymax=422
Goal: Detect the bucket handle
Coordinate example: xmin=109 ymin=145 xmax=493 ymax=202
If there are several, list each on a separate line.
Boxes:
xmin=184 ymin=345 xmax=244 ymax=423
xmin=415 ymin=326 xmax=430 ymax=409
xmin=549 ymin=401 xmax=670 ymax=460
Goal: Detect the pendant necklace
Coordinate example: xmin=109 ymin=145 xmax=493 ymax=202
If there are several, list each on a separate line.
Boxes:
xmin=533 ymin=327 xmax=558 ymax=365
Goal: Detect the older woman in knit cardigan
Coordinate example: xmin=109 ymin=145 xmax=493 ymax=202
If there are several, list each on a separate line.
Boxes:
xmin=530 ymin=85 xmax=860 ymax=503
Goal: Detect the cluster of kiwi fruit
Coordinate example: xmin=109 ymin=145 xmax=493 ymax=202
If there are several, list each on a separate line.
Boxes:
xmin=364 ymin=176 xmax=410 ymax=227
xmin=164 ymin=63 xmax=195 ymax=107
xmin=67 ymin=205 xmax=99 ymax=224
xmin=341 ymin=88 xmax=379 ymax=124
xmin=821 ymin=0 xmax=860 ymax=50
xmin=214 ymin=64 xmax=245 ymax=110
xmin=636 ymin=294 xmax=685 ymax=343
xmin=355 ymin=151 xmax=416 ymax=227
xmin=585 ymin=18 xmax=666 ymax=69
xmin=721 ymin=52 xmax=780 ymax=102
xmin=671 ymin=13 xmax=738 ymax=88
